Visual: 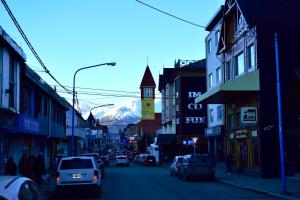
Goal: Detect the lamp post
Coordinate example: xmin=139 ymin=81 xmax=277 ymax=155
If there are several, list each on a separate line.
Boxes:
xmin=192 ymin=137 xmax=198 ymax=155
xmin=71 ymin=62 xmax=116 ymax=156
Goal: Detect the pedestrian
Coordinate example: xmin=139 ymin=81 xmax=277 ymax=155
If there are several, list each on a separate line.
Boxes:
xmin=4 ymin=157 xmax=17 ymax=176
xmin=34 ymin=153 xmax=46 ymax=187
xmin=18 ymin=154 xmax=28 ymax=177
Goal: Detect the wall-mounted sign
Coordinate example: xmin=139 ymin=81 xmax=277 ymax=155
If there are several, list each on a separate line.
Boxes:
xmin=241 ymin=107 xmax=257 ymax=124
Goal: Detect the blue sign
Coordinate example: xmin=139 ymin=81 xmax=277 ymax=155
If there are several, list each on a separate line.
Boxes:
xmin=182 ymin=140 xmax=195 ymax=145
xmin=18 ymin=115 xmax=39 ymax=133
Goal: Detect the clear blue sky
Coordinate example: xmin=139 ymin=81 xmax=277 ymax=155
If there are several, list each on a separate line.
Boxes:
xmin=0 ymin=0 xmax=222 ymax=109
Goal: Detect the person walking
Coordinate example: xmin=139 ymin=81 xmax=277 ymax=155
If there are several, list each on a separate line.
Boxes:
xmin=4 ymin=157 xmax=17 ymax=176
xmin=18 ymin=154 xmax=28 ymax=177
xmin=34 ymin=153 xmax=46 ymax=187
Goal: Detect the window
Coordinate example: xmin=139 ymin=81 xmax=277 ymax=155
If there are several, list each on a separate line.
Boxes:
xmin=215 ymin=31 xmax=219 ymax=46
xmin=144 ymin=88 xmax=152 ymax=98
xmin=226 ymin=60 xmax=232 ymax=81
xmin=34 ymin=93 xmax=42 ymax=118
xmin=235 ymin=52 xmax=245 ymax=76
xmin=248 ymin=44 xmax=255 ymax=69
xmin=24 ymin=86 xmax=31 ymax=115
xmin=216 ymin=67 xmax=221 ymax=84
xmin=0 ymin=47 xmax=2 ymax=106
xmin=217 ymin=106 xmax=222 ymax=121
xmin=60 ymin=158 xmax=93 ymax=170
xmin=207 ymin=39 xmax=212 ymax=53
xmin=9 ymin=57 xmax=16 ymax=108
xmin=208 ymin=73 xmax=213 ymax=88
xmin=209 ymin=109 xmax=214 ymax=123
xmin=44 ymin=98 xmax=48 ymax=117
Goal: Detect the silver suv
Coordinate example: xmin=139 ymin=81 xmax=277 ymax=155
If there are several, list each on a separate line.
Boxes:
xmin=55 ymin=156 xmax=102 ymax=197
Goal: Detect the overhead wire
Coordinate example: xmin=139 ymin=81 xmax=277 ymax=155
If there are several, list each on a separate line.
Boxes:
xmin=1 ymin=0 xmax=72 ymax=94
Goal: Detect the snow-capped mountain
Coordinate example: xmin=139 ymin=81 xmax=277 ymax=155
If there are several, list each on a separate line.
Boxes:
xmin=78 ymin=99 xmax=161 ymax=134
xmin=80 ymin=100 xmax=142 ymax=133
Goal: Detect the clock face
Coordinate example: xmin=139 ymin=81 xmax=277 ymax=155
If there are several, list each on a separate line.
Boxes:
xmin=146 ymin=103 xmax=151 ymax=107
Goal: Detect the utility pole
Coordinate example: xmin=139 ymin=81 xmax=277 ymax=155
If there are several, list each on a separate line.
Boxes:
xmin=274 ymin=33 xmax=286 ymax=194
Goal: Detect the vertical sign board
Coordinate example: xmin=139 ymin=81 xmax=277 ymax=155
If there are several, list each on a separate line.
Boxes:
xmin=176 ymin=76 xmax=207 ymax=137
xmin=241 ymin=107 xmax=257 ymax=124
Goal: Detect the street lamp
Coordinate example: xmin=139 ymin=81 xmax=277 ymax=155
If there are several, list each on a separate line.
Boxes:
xmin=90 ymin=104 xmax=114 ymax=115
xmin=71 ymin=62 xmax=116 ymax=156
xmin=192 ymin=137 xmax=198 ymax=155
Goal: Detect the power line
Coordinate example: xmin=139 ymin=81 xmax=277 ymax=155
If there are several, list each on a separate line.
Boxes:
xmin=135 ymin=0 xmax=206 ymax=29
xmin=1 ymin=0 xmax=71 ymax=95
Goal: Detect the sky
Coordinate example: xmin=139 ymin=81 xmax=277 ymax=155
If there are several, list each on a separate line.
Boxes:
xmin=0 ymin=0 xmax=223 ymax=111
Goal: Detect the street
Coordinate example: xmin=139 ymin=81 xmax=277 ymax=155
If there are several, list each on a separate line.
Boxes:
xmin=49 ymin=163 xmax=282 ymax=200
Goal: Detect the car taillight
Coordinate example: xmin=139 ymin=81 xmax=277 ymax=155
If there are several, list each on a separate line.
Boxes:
xmin=55 ymin=171 xmax=60 ymax=182
xmin=93 ymin=170 xmax=99 ymax=180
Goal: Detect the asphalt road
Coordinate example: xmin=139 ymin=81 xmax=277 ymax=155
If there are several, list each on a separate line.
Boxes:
xmin=49 ymin=163 xmax=282 ymax=200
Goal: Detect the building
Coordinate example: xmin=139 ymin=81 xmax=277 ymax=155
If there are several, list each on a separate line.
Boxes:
xmin=0 ymin=25 xmax=27 ymax=173
xmin=196 ymin=0 xmax=300 ymax=177
xmin=205 ymin=6 xmax=226 ymax=163
xmin=158 ymin=59 xmax=207 ymax=161
xmin=138 ymin=66 xmax=162 ymax=153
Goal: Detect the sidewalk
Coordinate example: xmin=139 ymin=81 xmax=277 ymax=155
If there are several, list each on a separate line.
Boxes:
xmin=216 ymin=163 xmax=300 ymax=200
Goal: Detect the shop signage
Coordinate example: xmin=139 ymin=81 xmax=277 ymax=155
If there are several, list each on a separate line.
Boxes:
xmin=205 ymin=125 xmax=223 ymax=137
xmin=241 ymin=107 xmax=257 ymax=124
xmin=18 ymin=115 xmax=39 ymax=133
xmin=182 ymin=139 xmax=195 ymax=145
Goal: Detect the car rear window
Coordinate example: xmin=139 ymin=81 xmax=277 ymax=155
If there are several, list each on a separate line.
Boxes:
xmin=191 ymin=156 xmax=211 ymax=164
xmin=147 ymin=156 xmax=155 ymax=160
xmin=60 ymin=158 xmax=93 ymax=170
xmin=177 ymin=157 xmax=183 ymax=163
xmin=117 ymin=157 xmax=126 ymax=159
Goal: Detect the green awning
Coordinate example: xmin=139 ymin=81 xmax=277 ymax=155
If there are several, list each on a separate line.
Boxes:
xmin=195 ymin=70 xmax=260 ymax=104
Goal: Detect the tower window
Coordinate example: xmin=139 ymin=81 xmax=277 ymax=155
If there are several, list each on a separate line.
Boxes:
xmin=144 ymin=88 xmax=153 ymax=98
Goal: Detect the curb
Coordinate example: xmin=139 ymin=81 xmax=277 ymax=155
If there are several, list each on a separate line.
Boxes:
xmin=216 ymin=178 xmax=300 ymax=200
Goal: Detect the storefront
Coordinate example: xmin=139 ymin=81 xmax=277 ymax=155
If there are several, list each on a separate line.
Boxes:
xmin=205 ymin=125 xmax=225 ymax=162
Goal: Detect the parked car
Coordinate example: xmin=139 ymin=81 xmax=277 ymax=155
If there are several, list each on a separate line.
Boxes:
xmin=170 ymin=155 xmax=184 ymax=176
xmin=55 ymin=156 xmax=102 ymax=197
xmin=178 ymin=154 xmax=215 ymax=181
xmin=143 ymin=155 xmax=157 ymax=166
xmin=0 ymin=176 xmax=46 ymax=200
xmin=115 ymin=155 xmax=129 ymax=166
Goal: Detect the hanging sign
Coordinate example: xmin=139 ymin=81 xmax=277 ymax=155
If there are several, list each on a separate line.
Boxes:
xmin=241 ymin=107 xmax=257 ymax=124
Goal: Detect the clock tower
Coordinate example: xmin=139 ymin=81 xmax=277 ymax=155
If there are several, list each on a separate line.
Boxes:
xmin=140 ymin=65 xmax=156 ymax=120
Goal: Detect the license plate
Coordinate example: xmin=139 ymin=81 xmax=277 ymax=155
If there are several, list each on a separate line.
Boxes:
xmin=72 ymin=174 xmax=81 ymax=179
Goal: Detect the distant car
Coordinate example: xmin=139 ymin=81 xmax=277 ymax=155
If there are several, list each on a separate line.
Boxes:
xmin=55 ymin=156 xmax=102 ymax=197
xmin=170 ymin=156 xmax=184 ymax=176
xmin=133 ymin=155 xmax=140 ymax=164
xmin=143 ymin=155 xmax=156 ymax=166
xmin=138 ymin=154 xmax=148 ymax=165
xmin=100 ymin=156 xmax=110 ymax=167
xmin=178 ymin=154 xmax=215 ymax=181
xmin=0 ymin=176 xmax=46 ymax=200
xmin=115 ymin=155 xmax=129 ymax=166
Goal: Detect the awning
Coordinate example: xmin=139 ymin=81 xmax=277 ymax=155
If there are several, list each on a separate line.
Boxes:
xmin=157 ymin=134 xmax=176 ymax=145
xmin=195 ymin=70 xmax=260 ymax=104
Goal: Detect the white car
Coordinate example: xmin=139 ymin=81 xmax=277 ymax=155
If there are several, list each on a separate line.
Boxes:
xmin=55 ymin=156 xmax=102 ymax=197
xmin=115 ymin=155 xmax=129 ymax=166
xmin=0 ymin=176 xmax=45 ymax=200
